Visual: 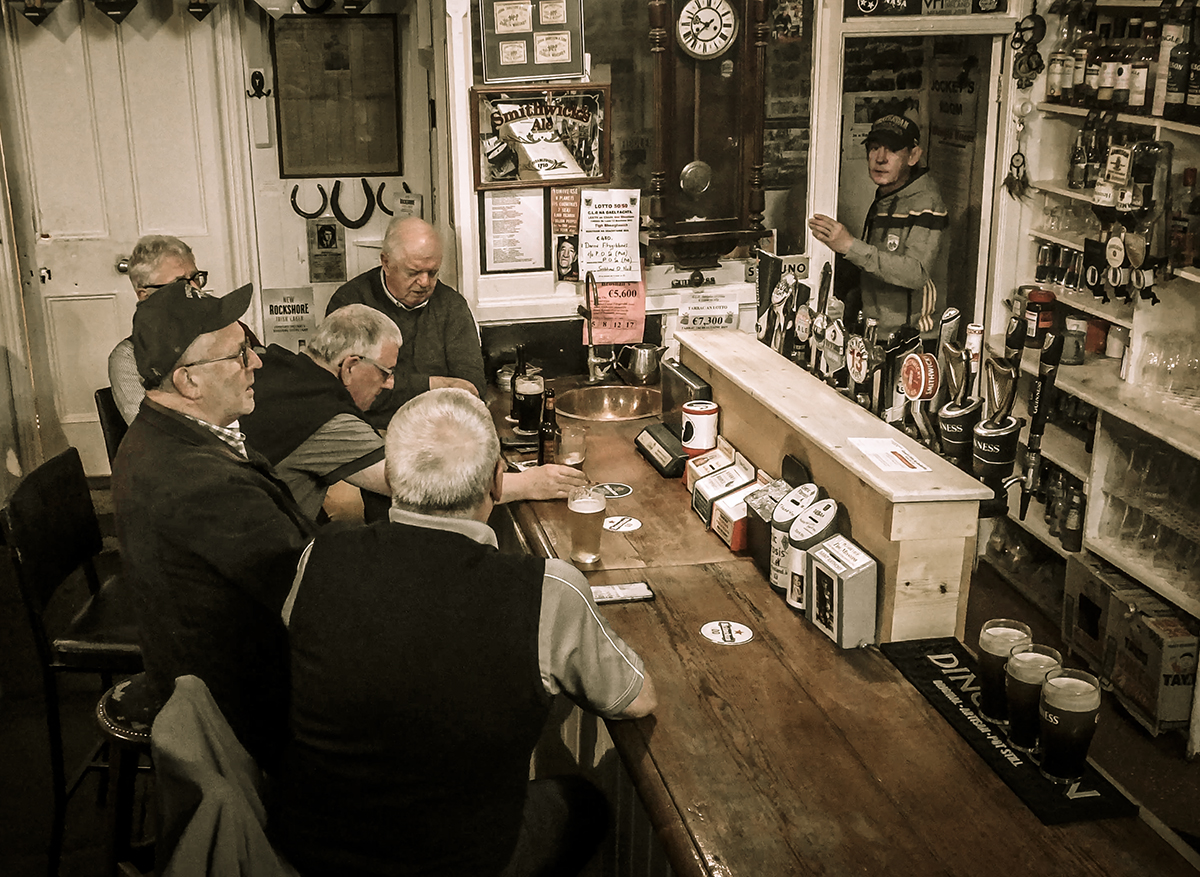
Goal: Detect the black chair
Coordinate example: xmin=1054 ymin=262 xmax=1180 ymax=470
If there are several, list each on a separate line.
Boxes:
xmin=95 ymin=387 xmax=128 ymax=466
xmin=0 ymin=446 xmax=143 ymax=876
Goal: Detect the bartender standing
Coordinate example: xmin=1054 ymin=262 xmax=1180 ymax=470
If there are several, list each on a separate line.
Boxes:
xmin=808 ymin=114 xmax=948 ymax=344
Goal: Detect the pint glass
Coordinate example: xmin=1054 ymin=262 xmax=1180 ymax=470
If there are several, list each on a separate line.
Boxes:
xmin=513 ymin=374 xmax=545 ymax=434
xmin=559 ymin=425 xmax=587 ymax=471
xmin=1039 ymin=668 xmax=1101 ymax=783
xmin=568 ymin=486 xmax=606 ymax=564
xmin=1005 ymin=644 xmax=1062 ymax=753
xmin=977 ymin=618 xmax=1032 ymax=724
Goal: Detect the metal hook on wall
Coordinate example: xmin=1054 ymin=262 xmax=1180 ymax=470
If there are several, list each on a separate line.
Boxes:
xmin=246 ymin=71 xmax=271 ymax=99
xmin=290 ymin=184 xmax=329 ymax=219
xmin=331 ymin=179 xmax=375 ymax=229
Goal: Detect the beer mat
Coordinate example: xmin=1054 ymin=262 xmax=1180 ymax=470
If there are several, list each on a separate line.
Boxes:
xmin=880 ymin=637 xmax=1138 ymax=826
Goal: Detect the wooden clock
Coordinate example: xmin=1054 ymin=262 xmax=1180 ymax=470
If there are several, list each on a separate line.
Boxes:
xmin=648 ymin=0 xmax=766 ymax=268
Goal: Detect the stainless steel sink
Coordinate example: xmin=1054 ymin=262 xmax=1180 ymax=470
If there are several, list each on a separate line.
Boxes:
xmin=555 ymin=384 xmax=661 ymax=421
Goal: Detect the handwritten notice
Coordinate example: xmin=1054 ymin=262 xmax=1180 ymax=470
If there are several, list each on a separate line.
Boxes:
xmin=583 ymin=280 xmax=646 ymax=345
xmin=482 ymin=189 xmax=547 ymax=272
xmin=579 ymin=188 xmax=641 ymax=283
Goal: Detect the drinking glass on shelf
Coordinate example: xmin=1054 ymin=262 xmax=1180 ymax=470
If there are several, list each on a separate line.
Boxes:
xmin=1143 ymin=448 xmax=1174 ymax=505
xmin=1097 ymin=497 xmax=1127 ymax=542
xmin=1153 ymin=528 xmax=1187 ymax=572
xmin=1137 ymin=333 xmax=1166 ymax=393
xmin=1117 ymin=505 xmax=1144 ymax=546
xmin=1135 ymin=515 xmax=1163 ymax=559
xmin=1103 ymin=435 xmax=1133 ymax=495
xmin=1162 ymin=337 xmax=1187 ymax=394
xmin=1123 ymin=440 xmax=1153 ymax=500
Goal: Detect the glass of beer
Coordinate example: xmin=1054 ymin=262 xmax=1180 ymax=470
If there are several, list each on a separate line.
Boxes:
xmin=567 ymin=485 xmax=606 ymax=564
xmin=513 ymin=374 xmax=544 ymax=435
xmin=977 ymin=618 xmax=1032 ymax=725
xmin=559 ymin=425 xmax=587 ymax=471
xmin=1005 ymin=643 xmax=1062 ymax=753
xmin=1039 ymin=668 xmax=1101 ymax=784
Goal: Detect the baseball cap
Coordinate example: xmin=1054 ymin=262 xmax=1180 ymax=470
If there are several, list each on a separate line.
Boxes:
xmin=133 ymin=280 xmax=253 ymax=388
xmin=866 ymin=114 xmax=920 ymax=151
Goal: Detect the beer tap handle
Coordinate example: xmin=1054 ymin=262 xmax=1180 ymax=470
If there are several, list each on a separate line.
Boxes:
xmin=810 ymin=262 xmax=832 ymax=374
xmin=933 ymin=308 xmax=961 ymax=410
xmin=1004 ymin=315 xmax=1027 ymax=365
xmin=1019 ymin=332 xmax=1065 ymax=520
xmin=983 ymin=357 xmax=1019 ymax=429
xmin=942 ymin=341 xmax=968 ymax=408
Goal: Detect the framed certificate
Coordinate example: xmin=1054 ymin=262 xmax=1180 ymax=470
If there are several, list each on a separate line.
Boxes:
xmin=480 ymin=0 xmax=585 ymax=83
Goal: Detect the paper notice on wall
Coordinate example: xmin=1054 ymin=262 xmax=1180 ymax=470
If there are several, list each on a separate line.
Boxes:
xmin=678 ymin=290 xmax=739 ymax=330
xmin=261 ymin=287 xmax=317 ymax=353
xmin=582 ymin=280 xmax=646 ymax=344
xmin=578 ymin=188 xmax=641 ymax=283
xmin=482 ymin=188 xmax=547 ymax=272
xmin=849 ymin=437 xmax=932 ymax=473
xmin=550 ymin=186 xmax=581 ymax=235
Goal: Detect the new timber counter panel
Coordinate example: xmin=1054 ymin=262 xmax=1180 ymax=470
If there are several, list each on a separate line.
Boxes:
xmin=677 ymin=329 xmax=993 ymax=642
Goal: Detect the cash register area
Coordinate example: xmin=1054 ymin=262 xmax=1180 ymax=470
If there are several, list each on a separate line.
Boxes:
xmin=1 ymin=465 xmax=1197 ymax=875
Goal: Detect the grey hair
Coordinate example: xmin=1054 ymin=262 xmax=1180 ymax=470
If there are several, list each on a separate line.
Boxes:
xmin=382 ymin=216 xmax=439 ymax=261
xmin=307 ymin=304 xmax=402 ymax=367
xmin=128 ymin=235 xmax=194 ymax=290
xmin=385 ymin=389 xmax=500 ymax=517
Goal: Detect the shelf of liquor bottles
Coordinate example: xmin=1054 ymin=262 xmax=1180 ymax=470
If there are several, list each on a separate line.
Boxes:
xmin=1037 ymin=101 xmax=1200 ymax=138
xmin=986 ymin=334 xmax=1200 ymax=460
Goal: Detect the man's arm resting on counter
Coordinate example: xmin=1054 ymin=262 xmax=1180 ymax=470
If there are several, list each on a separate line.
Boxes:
xmin=618 ymin=674 xmax=657 ymax=719
xmin=500 ymin=465 xmax=589 ymax=502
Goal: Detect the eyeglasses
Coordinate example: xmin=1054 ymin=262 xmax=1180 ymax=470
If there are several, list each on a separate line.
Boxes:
xmin=145 ymin=270 xmax=209 ymax=291
xmin=352 ymin=354 xmax=394 ymax=379
xmin=179 ymin=339 xmax=252 ymax=370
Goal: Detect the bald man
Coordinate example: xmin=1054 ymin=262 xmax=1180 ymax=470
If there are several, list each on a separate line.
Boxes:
xmin=326 ymin=217 xmax=487 ymax=428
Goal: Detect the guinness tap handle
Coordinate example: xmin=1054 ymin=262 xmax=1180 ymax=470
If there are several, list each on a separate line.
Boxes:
xmin=1004 ymin=315 xmax=1027 ymax=364
xmin=984 ymin=357 xmax=1019 ymax=428
xmin=942 ymin=341 xmax=968 ymax=408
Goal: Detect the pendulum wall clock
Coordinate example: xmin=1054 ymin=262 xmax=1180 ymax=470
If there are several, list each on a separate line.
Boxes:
xmin=647 ymin=0 xmax=766 ymax=268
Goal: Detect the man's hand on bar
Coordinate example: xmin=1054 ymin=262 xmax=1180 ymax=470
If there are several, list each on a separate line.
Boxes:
xmin=501 ymin=464 xmax=589 ymax=503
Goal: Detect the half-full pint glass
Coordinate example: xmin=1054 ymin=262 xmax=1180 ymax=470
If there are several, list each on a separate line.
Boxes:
xmin=513 ymin=374 xmax=545 ymax=434
xmin=1005 ymin=644 xmax=1062 ymax=753
xmin=977 ymin=618 xmax=1032 ymax=725
xmin=1039 ymin=668 xmax=1101 ymax=783
xmin=568 ymin=486 xmax=606 ymax=564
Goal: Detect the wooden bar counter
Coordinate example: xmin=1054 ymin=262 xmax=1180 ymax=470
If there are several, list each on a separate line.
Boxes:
xmin=495 ymin=371 xmax=1197 ymax=877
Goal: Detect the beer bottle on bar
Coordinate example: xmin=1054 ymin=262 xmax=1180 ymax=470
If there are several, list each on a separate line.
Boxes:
xmin=538 ymin=388 xmax=558 ymax=466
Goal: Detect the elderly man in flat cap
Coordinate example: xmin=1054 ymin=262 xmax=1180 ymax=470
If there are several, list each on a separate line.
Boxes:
xmin=111 ymin=280 xmax=314 ymax=769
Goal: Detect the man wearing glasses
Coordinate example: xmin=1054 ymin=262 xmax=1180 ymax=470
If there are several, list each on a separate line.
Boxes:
xmin=111 ymin=280 xmax=315 ymax=770
xmin=108 ymin=235 xmax=209 ymax=423
xmin=241 ymin=304 xmax=588 ymax=522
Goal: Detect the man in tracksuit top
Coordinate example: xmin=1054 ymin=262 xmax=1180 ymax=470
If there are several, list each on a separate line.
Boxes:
xmin=809 ymin=114 xmax=949 ymax=343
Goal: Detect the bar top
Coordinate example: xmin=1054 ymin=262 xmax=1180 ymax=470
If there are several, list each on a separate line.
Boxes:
xmin=678 ymin=329 xmax=993 ymax=503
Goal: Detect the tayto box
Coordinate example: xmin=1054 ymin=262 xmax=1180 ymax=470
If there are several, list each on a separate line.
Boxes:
xmin=1062 ymin=554 xmax=1147 ymax=680
xmin=693 ymin=463 xmax=755 ymax=528
xmin=711 ymin=480 xmax=767 ymax=552
xmin=1110 ymin=611 xmax=1198 ymax=734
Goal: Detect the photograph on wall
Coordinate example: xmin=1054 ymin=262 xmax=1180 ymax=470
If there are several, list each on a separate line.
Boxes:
xmin=481 ymin=0 xmax=584 ymax=83
xmin=271 ymin=15 xmax=401 ymax=177
xmin=555 ymin=234 xmax=579 ymax=281
xmin=472 ymin=84 xmax=610 ymax=190
xmin=306 ymin=218 xmax=347 ymax=284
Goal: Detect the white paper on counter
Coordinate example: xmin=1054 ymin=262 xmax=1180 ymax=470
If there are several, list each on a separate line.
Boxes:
xmin=849 ymin=437 xmax=932 ymax=473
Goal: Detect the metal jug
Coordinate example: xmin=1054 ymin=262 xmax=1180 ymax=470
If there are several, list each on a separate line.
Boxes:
xmin=615 ymin=343 xmax=666 ymax=385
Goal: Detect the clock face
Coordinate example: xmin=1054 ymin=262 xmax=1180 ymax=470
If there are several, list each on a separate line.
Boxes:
xmin=676 ymin=0 xmax=739 ymax=60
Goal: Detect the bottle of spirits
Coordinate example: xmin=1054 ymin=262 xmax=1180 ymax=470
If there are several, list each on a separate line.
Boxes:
xmin=1186 ymin=11 xmax=1200 ymax=122
xmin=1068 ymin=129 xmax=1088 ymax=189
xmin=537 ymin=388 xmax=558 ymax=466
xmin=1071 ymin=10 xmax=1098 ymax=107
xmin=1084 ymin=112 xmax=1105 ymax=189
xmin=1155 ymin=2 xmax=1187 ymax=117
xmin=1096 ymin=18 xmax=1125 ymax=108
xmin=1164 ymin=8 xmax=1193 ymax=120
xmin=1047 ymin=15 xmax=1076 ymax=104
xmin=1087 ymin=18 xmax=1112 ymax=107
xmin=1112 ymin=18 xmax=1140 ymax=109
xmin=1128 ymin=19 xmax=1158 ymax=115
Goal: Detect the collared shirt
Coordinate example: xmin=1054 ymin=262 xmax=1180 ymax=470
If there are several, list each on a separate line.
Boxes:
xmin=379 ymin=267 xmax=430 ymax=312
xmin=182 ymin=414 xmax=249 ymax=460
xmin=283 ymin=507 xmax=646 ymax=718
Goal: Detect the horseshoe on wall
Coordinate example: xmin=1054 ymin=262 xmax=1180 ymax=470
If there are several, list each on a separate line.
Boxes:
xmin=376 ymin=181 xmax=393 ymax=216
xmin=290 ymin=184 xmax=328 ymax=219
xmin=331 ymin=179 xmax=375 ymax=229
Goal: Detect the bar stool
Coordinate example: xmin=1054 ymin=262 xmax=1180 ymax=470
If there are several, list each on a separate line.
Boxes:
xmin=96 ymin=673 xmax=164 ymax=877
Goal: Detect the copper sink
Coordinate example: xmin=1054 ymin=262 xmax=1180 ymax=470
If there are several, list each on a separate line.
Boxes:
xmin=555 ymin=384 xmax=662 ymax=422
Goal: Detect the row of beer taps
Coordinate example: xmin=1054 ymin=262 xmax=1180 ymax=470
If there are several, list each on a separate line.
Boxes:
xmin=766 ymin=263 xmax=1065 ymax=518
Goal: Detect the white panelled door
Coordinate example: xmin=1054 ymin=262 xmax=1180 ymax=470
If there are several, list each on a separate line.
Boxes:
xmin=2 ymin=0 xmax=245 ymax=474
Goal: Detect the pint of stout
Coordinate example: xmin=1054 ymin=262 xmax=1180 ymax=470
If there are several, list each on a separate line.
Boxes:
xmin=976 ymin=618 xmax=1032 ymax=725
xmin=513 ymin=374 xmax=545 ymax=434
xmin=1038 ymin=668 xmax=1101 ymax=783
xmin=1005 ymin=644 xmax=1062 ymax=753
xmin=568 ymin=486 xmax=606 ymax=564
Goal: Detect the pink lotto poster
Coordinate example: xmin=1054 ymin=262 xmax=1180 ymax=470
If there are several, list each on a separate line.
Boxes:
xmin=583 ymin=280 xmax=646 ymax=344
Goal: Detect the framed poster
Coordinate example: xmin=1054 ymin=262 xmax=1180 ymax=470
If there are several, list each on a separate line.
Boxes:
xmin=271 ymin=15 xmax=401 ymax=177
xmin=479 ymin=189 xmax=550 ymax=274
xmin=480 ymin=0 xmax=585 ymax=83
xmin=471 ymin=84 xmax=610 ymax=190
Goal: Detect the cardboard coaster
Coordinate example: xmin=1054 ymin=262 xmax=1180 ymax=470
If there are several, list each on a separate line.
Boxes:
xmin=603 ymin=516 xmax=641 ymax=532
xmin=593 ymin=482 xmax=633 ymax=498
xmin=880 ymin=637 xmax=1138 ymax=826
xmin=700 ymin=620 xmax=754 ymax=645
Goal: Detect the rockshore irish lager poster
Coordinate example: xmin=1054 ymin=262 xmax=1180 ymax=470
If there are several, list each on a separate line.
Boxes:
xmin=261 ymin=287 xmax=317 ymax=352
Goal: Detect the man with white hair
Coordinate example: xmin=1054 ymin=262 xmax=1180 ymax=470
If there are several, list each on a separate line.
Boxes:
xmin=326 ymin=216 xmax=486 ymax=427
xmin=242 ymin=304 xmax=587 ymax=520
xmin=112 ymin=280 xmax=315 ymax=768
xmin=273 ymin=388 xmax=656 ymax=876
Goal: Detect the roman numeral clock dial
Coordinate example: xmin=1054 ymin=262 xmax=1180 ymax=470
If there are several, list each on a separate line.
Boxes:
xmin=648 ymin=0 xmax=765 ymax=267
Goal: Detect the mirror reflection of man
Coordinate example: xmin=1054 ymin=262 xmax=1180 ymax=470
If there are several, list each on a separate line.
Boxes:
xmin=808 ymin=115 xmax=948 ymax=344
